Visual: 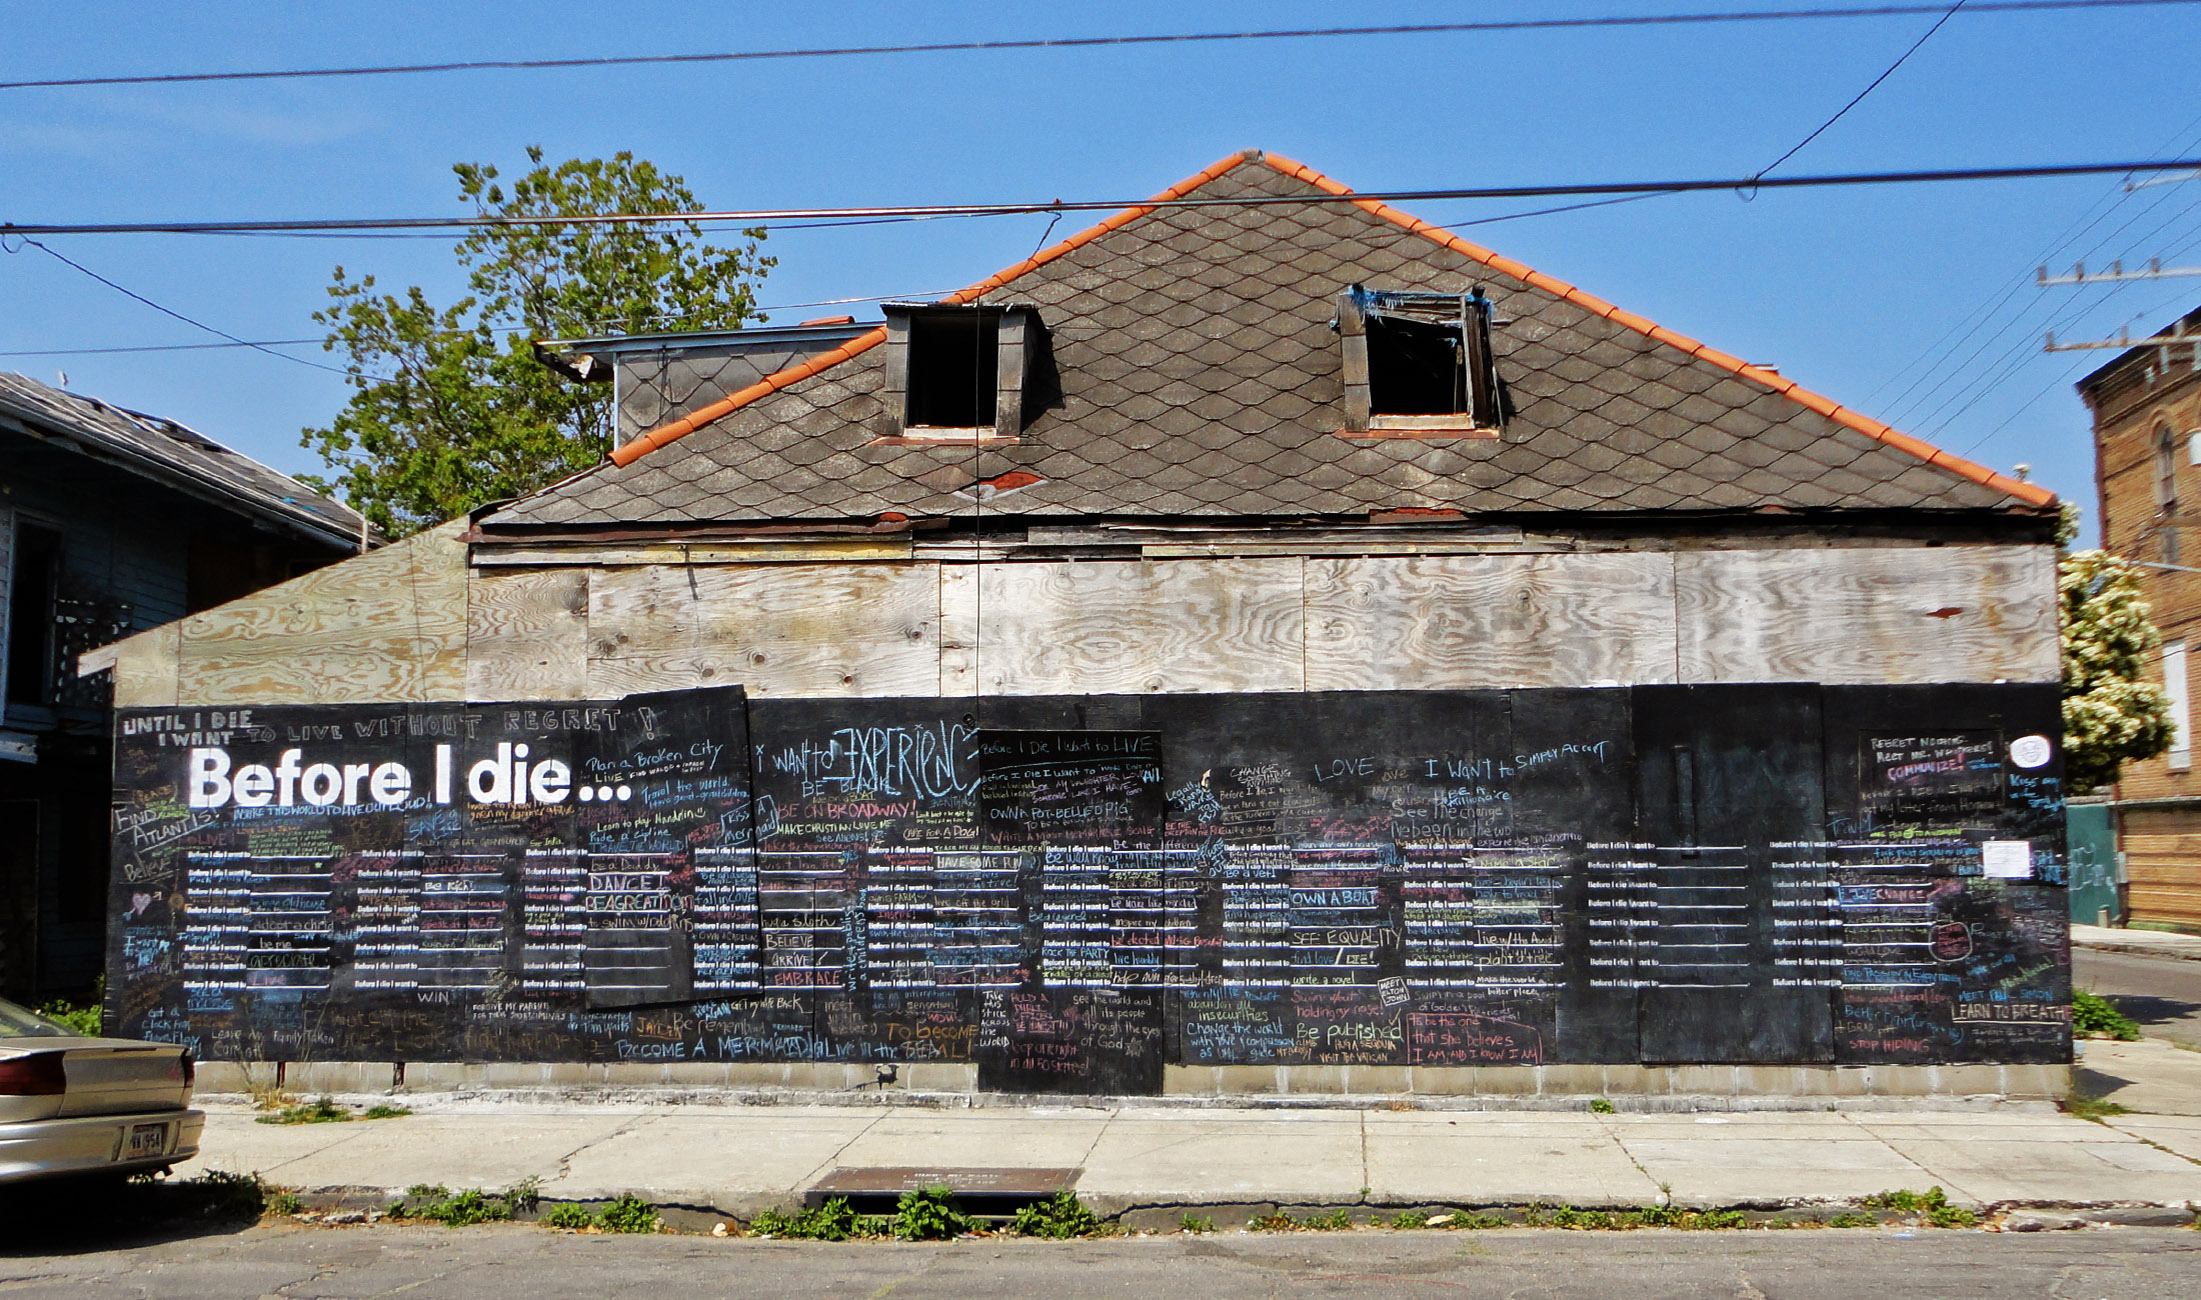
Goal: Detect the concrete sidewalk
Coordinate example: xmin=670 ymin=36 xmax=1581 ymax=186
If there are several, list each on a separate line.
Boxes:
xmin=2073 ymin=924 xmax=2201 ymax=962
xmin=173 ymin=1099 xmax=2201 ymax=1222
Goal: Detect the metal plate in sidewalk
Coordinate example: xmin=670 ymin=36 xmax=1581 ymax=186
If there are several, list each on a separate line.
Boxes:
xmin=805 ymin=1166 xmax=1080 ymax=1209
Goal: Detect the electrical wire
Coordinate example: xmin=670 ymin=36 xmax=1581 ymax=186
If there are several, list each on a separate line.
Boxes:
xmin=1 ymin=1 xmax=2184 ymax=92
xmin=10 ymin=240 xmax=349 ymax=375
xmin=12 ymin=158 xmax=2201 ymax=238
xmin=1752 ymin=1 xmax=1967 ymax=180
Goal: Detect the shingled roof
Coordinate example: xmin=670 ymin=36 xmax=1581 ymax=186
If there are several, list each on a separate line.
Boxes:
xmin=0 ymin=371 xmax=372 ymax=549
xmin=484 ymin=150 xmax=2051 ymax=531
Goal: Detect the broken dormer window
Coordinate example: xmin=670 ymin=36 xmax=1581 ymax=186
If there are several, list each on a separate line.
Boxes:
xmin=880 ymin=303 xmax=1040 ymax=442
xmin=1336 ymin=285 xmax=1503 ymax=436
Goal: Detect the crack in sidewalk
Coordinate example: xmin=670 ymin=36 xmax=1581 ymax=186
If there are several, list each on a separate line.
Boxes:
xmin=551 ymin=1110 xmax=665 ymax=1186
xmin=790 ymin=1110 xmax=892 ymax=1196
xmin=1592 ymin=1112 xmax=1664 ymax=1204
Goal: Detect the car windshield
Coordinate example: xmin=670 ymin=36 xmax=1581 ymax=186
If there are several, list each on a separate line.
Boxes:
xmin=0 ymin=998 xmax=73 ymax=1038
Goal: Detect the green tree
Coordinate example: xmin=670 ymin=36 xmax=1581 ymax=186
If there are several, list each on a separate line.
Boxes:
xmin=2061 ymin=505 xmax=2175 ymax=791
xmin=302 ymin=148 xmax=770 ymax=536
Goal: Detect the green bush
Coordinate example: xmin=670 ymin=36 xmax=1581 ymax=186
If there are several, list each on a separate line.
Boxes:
xmin=36 ymin=997 xmax=100 ymax=1037
xmin=1011 ymin=1192 xmax=1101 ymax=1239
xmin=751 ymin=1196 xmax=877 ymax=1241
xmin=541 ymin=1203 xmax=597 ymax=1230
xmin=596 ymin=1194 xmax=660 ymax=1234
xmin=892 ymin=1185 xmax=972 ymax=1241
xmin=264 ymin=1191 xmax=305 ymax=1217
xmin=2073 ymin=990 xmax=2142 ymax=1040
xmin=1589 ymin=1099 xmax=1616 ymax=1114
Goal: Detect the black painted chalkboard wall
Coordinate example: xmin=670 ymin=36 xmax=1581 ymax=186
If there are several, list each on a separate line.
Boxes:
xmin=107 ymin=684 xmax=2069 ymax=1089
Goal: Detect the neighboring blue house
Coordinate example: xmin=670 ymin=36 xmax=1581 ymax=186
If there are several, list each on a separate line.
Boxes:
xmin=0 ymin=373 xmax=370 ymax=1002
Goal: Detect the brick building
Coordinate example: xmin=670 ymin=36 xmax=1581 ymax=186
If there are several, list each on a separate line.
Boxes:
xmin=2082 ymin=306 xmax=2201 ymax=932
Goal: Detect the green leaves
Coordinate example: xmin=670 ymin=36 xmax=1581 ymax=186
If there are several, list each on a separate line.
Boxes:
xmin=302 ymin=149 xmax=771 ymax=537
xmin=2060 ymin=549 xmax=2175 ymax=791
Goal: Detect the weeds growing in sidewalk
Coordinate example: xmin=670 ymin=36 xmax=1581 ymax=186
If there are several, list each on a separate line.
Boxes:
xmin=892 ymin=1185 xmax=974 ymax=1241
xmin=362 ymin=1103 xmax=412 ymax=1119
xmin=2072 ymin=990 xmax=2142 ymax=1041
xmin=1589 ymin=1099 xmax=1616 ymax=1114
xmin=1011 ymin=1192 xmax=1103 ymax=1239
xmin=596 ymin=1195 xmax=661 ymax=1233
xmin=750 ymin=1196 xmax=892 ymax=1240
xmin=2062 ymin=1089 xmax=2131 ymax=1122
xmin=541 ymin=1203 xmax=597 ymax=1230
xmin=257 ymin=1095 xmax=350 ymax=1125
xmin=264 ymin=1191 xmax=305 ymax=1217
xmin=1857 ymin=1188 xmax=1976 ymax=1228
xmin=386 ymin=1178 xmax=539 ymax=1227
xmin=1179 ymin=1213 xmax=1216 ymax=1234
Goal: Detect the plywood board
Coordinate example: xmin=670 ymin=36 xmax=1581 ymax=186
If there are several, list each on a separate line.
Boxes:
xmin=1675 ymin=545 xmax=2057 ymax=686
xmin=111 ymin=621 xmax=180 ymax=709
xmin=466 ymin=567 xmax=589 ymax=699
xmin=586 ymin=561 xmax=940 ymax=698
xmin=939 ymin=558 xmax=1305 ymax=696
xmin=174 ymin=520 xmax=469 ymax=705
xmin=1303 ymin=552 xmax=1680 ymax=690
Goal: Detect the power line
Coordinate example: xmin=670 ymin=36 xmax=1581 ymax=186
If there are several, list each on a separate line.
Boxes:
xmin=1753 ymin=1 xmax=1966 ymax=179
xmin=0 ymin=337 xmax=320 ymax=358
xmin=10 ymin=240 xmax=349 ymax=374
xmin=11 ymin=158 xmax=2201 ymax=238
xmin=2 ymin=1 xmax=2184 ymax=93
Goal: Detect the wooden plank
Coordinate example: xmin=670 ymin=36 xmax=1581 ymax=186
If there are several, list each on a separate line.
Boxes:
xmin=2121 ymin=832 xmax=2201 ymax=856
xmin=586 ymin=562 xmax=940 ymax=698
xmin=1674 ymin=545 xmax=2057 ymax=685
xmin=175 ymin=519 xmax=469 ymax=705
xmin=111 ymin=622 xmax=180 ymax=709
xmin=941 ymin=558 xmax=1305 ymax=696
xmin=466 ymin=567 xmax=589 ymax=700
xmin=471 ymin=539 xmax=912 ymax=567
xmin=2125 ymin=890 xmax=2201 ymax=929
xmin=2122 ymin=862 xmax=2201 ymax=888
xmin=1304 ymin=552 xmax=1679 ymax=690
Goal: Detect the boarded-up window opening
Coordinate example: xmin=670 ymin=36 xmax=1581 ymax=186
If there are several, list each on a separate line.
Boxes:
xmin=877 ymin=303 xmax=1037 ymax=442
xmin=1337 ymin=285 xmax=1502 ymax=433
xmin=907 ymin=312 xmax=999 ymax=430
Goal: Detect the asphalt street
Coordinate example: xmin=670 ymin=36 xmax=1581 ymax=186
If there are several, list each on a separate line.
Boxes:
xmin=2075 ymin=949 xmax=2201 ymax=1047
xmin=8 ymin=1223 xmax=2201 ymax=1299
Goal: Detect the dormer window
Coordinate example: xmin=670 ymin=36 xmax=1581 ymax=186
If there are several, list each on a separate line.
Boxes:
xmin=879 ymin=303 xmax=1039 ymax=443
xmin=1336 ymin=285 xmax=1502 ymax=438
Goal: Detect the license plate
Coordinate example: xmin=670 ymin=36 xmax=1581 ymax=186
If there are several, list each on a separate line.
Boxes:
xmin=118 ymin=1122 xmax=168 ymax=1160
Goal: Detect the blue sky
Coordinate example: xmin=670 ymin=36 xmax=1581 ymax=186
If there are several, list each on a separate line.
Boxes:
xmin=4 ymin=1 xmax=2200 ymax=539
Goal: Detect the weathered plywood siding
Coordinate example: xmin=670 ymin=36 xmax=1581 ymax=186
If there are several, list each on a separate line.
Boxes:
xmin=466 ymin=567 xmax=590 ymax=700
xmin=584 ymin=561 xmax=939 ymax=698
xmin=168 ymin=520 xmax=467 ymax=706
xmin=106 ymin=539 xmax=2060 ymax=711
xmin=1305 ymin=553 xmax=1678 ymax=690
xmin=2120 ymin=807 xmax=2201 ymax=933
xmin=941 ymin=558 xmax=1305 ymax=696
xmin=1673 ymin=545 xmax=2058 ymax=686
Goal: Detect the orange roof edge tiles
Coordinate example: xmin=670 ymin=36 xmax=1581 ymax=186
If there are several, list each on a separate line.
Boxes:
xmin=609 ymin=152 xmax=1258 ymax=468
xmin=609 ymin=149 xmax=2053 ymax=509
xmin=1253 ymin=151 xmax=2055 ymax=510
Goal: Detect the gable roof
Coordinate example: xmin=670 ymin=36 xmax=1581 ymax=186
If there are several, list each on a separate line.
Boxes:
xmin=485 ymin=150 xmax=2052 ymax=531
xmin=0 ymin=371 xmax=373 ymax=549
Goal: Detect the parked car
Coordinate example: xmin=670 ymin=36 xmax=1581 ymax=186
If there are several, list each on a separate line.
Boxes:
xmin=0 ymin=998 xmax=202 ymax=1184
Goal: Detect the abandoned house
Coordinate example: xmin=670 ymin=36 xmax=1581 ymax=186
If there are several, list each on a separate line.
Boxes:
xmin=95 ymin=151 xmax=2072 ymax=1100
xmin=0 ymin=372 xmax=368 ymax=1003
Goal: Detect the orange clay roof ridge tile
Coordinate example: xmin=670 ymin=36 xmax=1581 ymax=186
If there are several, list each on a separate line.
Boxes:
xmin=607 ymin=151 xmax=1261 ymax=468
xmin=1255 ymin=150 xmax=2054 ymax=510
